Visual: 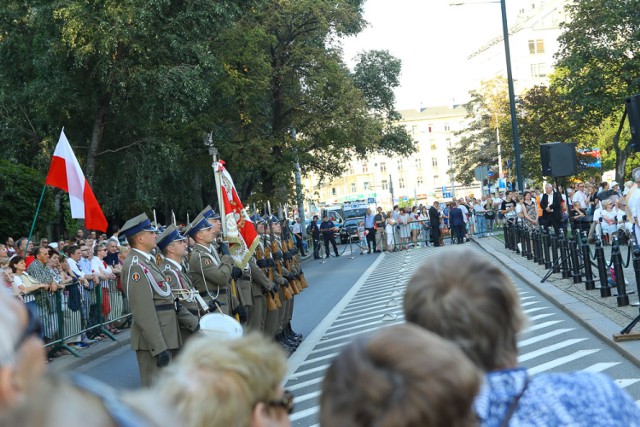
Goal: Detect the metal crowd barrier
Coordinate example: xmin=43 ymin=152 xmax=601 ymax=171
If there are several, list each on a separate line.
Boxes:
xmin=28 ymin=279 xmax=131 ymax=358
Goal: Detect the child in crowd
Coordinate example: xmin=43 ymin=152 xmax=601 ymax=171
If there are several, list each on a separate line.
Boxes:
xmin=357 ymin=221 xmax=368 ymax=255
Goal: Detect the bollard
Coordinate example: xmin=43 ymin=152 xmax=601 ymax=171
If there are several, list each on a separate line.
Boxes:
xmin=611 ymin=237 xmax=630 ymax=307
xmin=543 ymin=229 xmax=552 ymax=268
xmin=526 ymin=227 xmax=534 ymax=261
xmin=551 ymin=231 xmax=561 ymax=273
xmin=633 ymin=245 xmax=640 ymax=302
xmin=581 ymin=232 xmax=596 ymax=290
xmin=532 ymin=228 xmax=541 ymax=264
xmin=513 ymin=222 xmax=521 ymax=254
xmin=594 ymin=238 xmax=611 ymax=298
xmin=570 ymin=235 xmax=582 ymax=284
xmin=504 ymin=222 xmax=509 ymax=250
xmin=536 ymin=228 xmax=545 ymax=266
xmin=521 ymin=225 xmax=529 ymax=259
xmin=560 ymin=232 xmax=571 ymax=279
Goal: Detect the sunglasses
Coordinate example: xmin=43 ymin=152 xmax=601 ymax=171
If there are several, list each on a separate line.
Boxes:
xmin=16 ymin=304 xmax=43 ymax=350
xmin=266 ymin=390 xmax=294 ymax=414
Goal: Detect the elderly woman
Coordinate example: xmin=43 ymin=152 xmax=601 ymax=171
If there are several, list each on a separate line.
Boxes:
xmin=403 ymin=247 xmax=640 ymax=426
xmin=151 ymin=333 xmax=291 ymax=427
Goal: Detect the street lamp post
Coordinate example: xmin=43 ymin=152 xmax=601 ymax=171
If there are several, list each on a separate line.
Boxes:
xmin=290 ymin=129 xmax=306 ymax=237
xmin=450 ymin=0 xmax=523 ymax=191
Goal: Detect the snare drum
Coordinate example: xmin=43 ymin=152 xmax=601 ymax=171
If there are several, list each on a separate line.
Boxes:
xmin=199 ymin=312 xmax=243 ymax=339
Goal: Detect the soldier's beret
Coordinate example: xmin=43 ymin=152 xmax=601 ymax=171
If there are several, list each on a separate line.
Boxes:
xmin=120 ymin=213 xmax=158 ymax=238
xmin=157 ymin=225 xmax=186 ymax=250
xmin=184 ymin=213 xmax=213 ymax=237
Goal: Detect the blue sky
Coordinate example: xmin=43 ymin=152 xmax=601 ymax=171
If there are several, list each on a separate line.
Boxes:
xmin=341 ymin=0 xmax=521 ymax=109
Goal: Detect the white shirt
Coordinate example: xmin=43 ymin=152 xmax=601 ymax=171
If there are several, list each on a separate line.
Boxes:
xmin=292 ymin=222 xmax=302 ymax=234
xmin=459 ymin=204 xmax=469 ymax=223
xmin=627 ymin=185 xmax=640 ymax=224
xmin=67 ymin=258 xmax=85 ymax=278
xmin=572 ymin=190 xmax=587 ymax=209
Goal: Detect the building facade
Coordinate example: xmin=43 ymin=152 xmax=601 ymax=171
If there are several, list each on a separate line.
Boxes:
xmin=301 ymin=105 xmax=470 ymax=211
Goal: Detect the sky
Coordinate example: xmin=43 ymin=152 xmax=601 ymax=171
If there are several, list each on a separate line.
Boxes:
xmin=341 ymin=0 xmax=521 ymax=110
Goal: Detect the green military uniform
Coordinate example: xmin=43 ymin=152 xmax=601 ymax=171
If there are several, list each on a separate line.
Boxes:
xmin=236 ymin=257 xmax=273 ymax=332
xmin=160 ymin=257 xmax=202 ymax=341
xmin=120 ymin=215 xmax=198 ymax=387
xmin=188 ymin=243 xmax=234 ymax=315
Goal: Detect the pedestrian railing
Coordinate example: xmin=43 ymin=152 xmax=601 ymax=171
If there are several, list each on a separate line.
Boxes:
xmin=27 ymin=279 xmax=131 ymax=358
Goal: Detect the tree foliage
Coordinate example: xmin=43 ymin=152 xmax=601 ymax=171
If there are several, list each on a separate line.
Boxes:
xmin=0 ymin=0 xmax=413 ymax=231
xmin=0 ymin=160 xmax=54 ymax=240
xmin=554 ymin=0 xmax=640 ymax=181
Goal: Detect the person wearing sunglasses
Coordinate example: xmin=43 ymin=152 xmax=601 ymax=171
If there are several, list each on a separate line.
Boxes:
xmin=151 ymin=333 xmax=292 ymax=427
xmin=0 ymin=292 xmax=46 ymax=414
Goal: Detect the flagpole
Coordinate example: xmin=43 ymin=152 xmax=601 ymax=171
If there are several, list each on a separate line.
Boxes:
xmin=26 ymin=186 xmax=47 ymax=252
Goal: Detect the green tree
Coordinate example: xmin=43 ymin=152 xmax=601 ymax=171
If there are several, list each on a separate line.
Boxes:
xmin=554 ymin=0 xmax=640 ymax=181
xmin=0 ymin=160 xmax=54 ymax=240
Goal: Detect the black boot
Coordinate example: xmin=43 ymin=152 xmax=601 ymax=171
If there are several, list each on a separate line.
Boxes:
xmin=287 ymin=322 xmax=303 ymax=341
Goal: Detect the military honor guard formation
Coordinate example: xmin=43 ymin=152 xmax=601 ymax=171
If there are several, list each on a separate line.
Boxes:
xmin=118 ymin=202 xmax=308 ymax=386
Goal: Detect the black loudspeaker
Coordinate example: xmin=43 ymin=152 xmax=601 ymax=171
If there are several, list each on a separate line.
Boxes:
xmin=626 ymin=94 xmax=640 ymax=150
xmin=540 ymin=142 xmax=577 ymax=177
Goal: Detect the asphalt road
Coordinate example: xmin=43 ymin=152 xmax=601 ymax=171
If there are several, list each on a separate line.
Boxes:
xmin=75 ymin=248 xmax=382 ymax=389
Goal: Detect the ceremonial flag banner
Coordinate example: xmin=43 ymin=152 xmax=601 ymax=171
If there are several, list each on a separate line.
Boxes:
xmin=216 ymin=161 xmax=259 ymax=267
xmin=45 ymin=130 xmax=108 ymax=232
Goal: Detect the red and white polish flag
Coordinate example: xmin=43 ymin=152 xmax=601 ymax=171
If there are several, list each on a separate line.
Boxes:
xmin=45 ymin=129 xmax=108 ymax=232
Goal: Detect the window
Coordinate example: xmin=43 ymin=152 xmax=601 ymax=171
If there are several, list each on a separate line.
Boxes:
xmin=362 ymin=162 xmax=368 ymax=173
xmin=531 ymin=63 xmax=547 ymax=78
xmin=382 ymin=180 xmax=388 ymax=190
xmin=364 ymin=181 xmax=370 ymax=190
xmin=428 ymin=124 xmax=433 ymax=133
xmin=432 ymin=158 xmax=438 ymax=168
xmin=347 ymin=165 xmax=354 ymax=175
xmin=399 ymin=178 xmax=406 ymax=189
xmin=444 ymin=123 xmax=451 ymax=131
xmin=332 ymin=188 xmax=336 ymax=196
xmin=380 ymin=162 xmax=387 ymax=172
xmin=417 ymin=176 xmax=423 ymax=185
xmin=528 ymin=39 xmax=545 ymax=54
xmin=412 ymin=125 xmax=417 ymax=135
xmin=398 ymin=160 xmax=403 ymax=171
xmin=351 ymin=183 xmax=356 ymax=193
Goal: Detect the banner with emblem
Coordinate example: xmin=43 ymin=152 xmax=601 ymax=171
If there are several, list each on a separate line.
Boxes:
xmin=214 ymin=160 xmax=260 ymax=268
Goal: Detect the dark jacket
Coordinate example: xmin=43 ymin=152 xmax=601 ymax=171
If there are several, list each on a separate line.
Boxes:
xmin=540 ymin=190 xmax=562 ymax=221
xmin=450 ymin=207 xmax=465 ymax=226
xmin=428 ymin=206 xmax=440 ymax=226
xmin=309 ymin=221 xmax=320 ymax=239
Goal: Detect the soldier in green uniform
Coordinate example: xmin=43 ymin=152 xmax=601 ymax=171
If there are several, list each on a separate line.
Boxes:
xmin=157 ymin=225 xmax=206 ymax=343
xmin=185 ymin=211 xmax=243 ymax=316
xmin=120 ymin=214 xmax=199 ymax=386
xmin=263 ymin=215 xmax=300 ymax=353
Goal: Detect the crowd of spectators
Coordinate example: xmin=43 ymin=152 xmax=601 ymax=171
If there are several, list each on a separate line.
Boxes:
xmin=365 ymin=176 xmax=633 ymax=251
xmin=1 ymin=230 xmax=129 ymax=360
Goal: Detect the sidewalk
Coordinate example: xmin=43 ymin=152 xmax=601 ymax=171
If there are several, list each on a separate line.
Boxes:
xmin=472 ymin=235 xmax=640 ymax=367
xmin=48 ymin=330 xmax=131 ymax=372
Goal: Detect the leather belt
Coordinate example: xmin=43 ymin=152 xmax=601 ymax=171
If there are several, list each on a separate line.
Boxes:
xmin=199 ymin=288 xmax=227 ymax=296
xmin=187 ymin=308 xmax=200 ymax=316
xmin=155 ymin=304 xmax=175 ymax=311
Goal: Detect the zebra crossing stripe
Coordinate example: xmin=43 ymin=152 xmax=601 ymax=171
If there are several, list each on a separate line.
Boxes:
xmin=528 ymin=349 xmax=600 ymax=375
xmin=518 ymin=338 xmax=587 ymax=363
xmin=523 ymin=306 xmax=550 ymax=314
xmin=292 ymin=390 xmax=321 ymax=405
xmin=581 ymin=363 xmax=621 ymax=373
xmin=518 ymin=328 xmax=575 ymax=347
xmin=290 ymin=406 xmax=319 ymax=421
xmin=523 ymin=320 xmax=563 ymax=333
xmin=615 ymin=379 xmax=640 ymax=388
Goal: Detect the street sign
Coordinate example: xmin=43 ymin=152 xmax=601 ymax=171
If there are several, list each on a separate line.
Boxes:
xmin=498 ymin=178 xmax=507 ymax=189
xmin=367 ymin=197 xmax=375 ymax=204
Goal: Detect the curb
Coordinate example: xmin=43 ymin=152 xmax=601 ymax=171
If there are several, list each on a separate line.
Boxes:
xmin=472 ymin=237 xmax=640 ymax=368
xmin=48 ymin=331 xmax=131 ymax=372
